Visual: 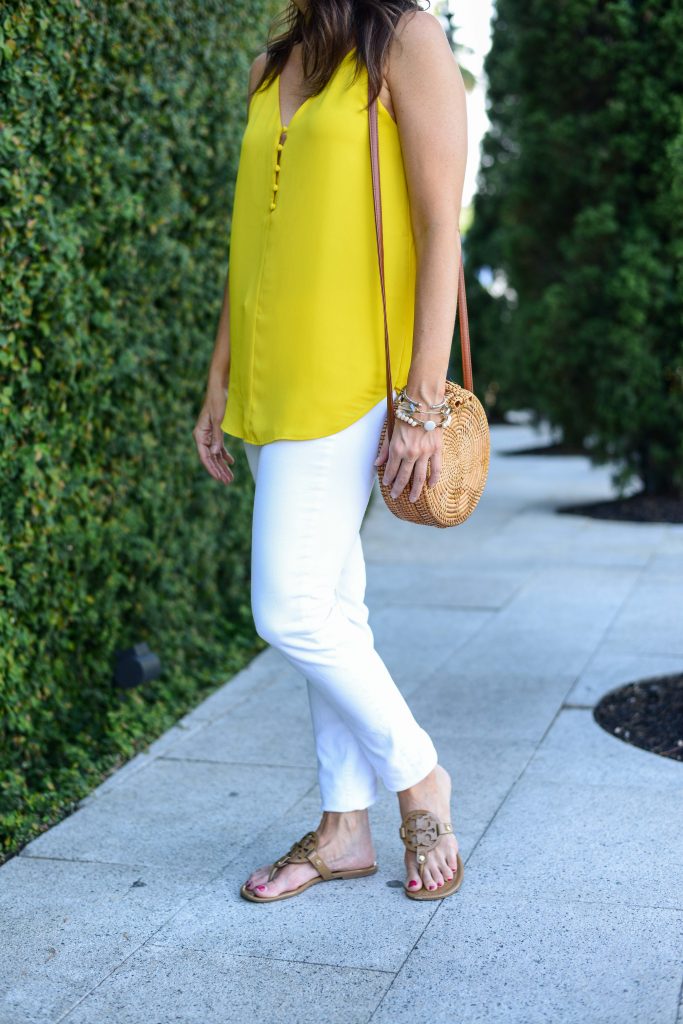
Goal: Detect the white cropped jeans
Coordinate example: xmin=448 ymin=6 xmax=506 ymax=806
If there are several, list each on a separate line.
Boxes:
xmin=242 ymin=394 xmax=438 ymax=812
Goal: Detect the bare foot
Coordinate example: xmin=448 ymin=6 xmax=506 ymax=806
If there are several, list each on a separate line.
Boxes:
xmin=398 ymin=764 xmax=460 ymax=894
xmin=243 ymin=809 xmax=376 ymax=899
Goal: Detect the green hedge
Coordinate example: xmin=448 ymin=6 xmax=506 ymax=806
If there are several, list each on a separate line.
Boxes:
xmin=466 ymin=0 xmax=683 ymax=494
xmin=0 ymin=0 xmax=277 ymax=859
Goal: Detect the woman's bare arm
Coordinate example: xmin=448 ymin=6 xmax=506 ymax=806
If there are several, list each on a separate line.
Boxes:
xmin=376 ymin=12 xmax=467 ymax=501
xmin=206 ymin=276 xmax=231 ymax=392
xmin=193 ymin=53 xmax=268 ymax=484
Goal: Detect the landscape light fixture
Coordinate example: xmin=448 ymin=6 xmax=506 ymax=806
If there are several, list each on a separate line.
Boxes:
xmin=113 ymin=642 xmax=161 ymax=690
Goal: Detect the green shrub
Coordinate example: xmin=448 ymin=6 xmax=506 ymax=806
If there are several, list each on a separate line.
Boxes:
xmin=0 ymin=0 xmax=277 ymax=859
xmin=466 ymin=0 xmax=683 ymax=494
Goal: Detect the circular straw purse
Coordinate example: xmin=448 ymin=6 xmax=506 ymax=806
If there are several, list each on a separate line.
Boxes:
xmin=368 ymin=83 xmax=490 ymax=528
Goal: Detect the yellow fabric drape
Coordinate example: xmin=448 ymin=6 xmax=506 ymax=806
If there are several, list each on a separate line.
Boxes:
xmin=222 ymin=49 xmax=416 ymax=444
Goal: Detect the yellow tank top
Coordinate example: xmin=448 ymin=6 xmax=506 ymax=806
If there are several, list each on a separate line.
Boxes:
xmin=221 ymin=47 xmax=416 ymax=444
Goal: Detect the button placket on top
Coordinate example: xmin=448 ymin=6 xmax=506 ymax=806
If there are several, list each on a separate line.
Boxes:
xmin=270 ymin=128 xmax=287 ymax=212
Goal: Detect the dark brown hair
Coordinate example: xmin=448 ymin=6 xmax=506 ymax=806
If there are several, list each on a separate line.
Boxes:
xmin=255 ymin=0 xmax=429 ymax=108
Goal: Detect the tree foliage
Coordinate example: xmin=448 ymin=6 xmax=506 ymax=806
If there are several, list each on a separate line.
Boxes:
xmin=466 ymin=0 xmax=683 ymax=494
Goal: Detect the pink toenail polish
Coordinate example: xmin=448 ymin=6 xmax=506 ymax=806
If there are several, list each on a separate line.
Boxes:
xmin=428 ymin=885 xmax=437 ymax=890
xmin=437 ymin=882 xmax=443 ymax=887
xmin=256 ymin=885 xmax=266 ymax=891
xmin=408 ymin=880 xmax=418 ymax=888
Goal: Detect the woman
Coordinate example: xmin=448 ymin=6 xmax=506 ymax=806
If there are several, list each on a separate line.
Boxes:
xmin=193 ymin=0 xmax=467 ymax=902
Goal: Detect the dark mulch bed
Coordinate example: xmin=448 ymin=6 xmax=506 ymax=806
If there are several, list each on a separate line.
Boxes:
xmin=559 ymin=492 xmax=683 ymax=524
xmin=594 ymin=674 xmax=683 ymax=762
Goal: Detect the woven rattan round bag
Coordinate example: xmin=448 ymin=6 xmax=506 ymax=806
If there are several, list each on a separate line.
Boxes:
xmin=368 ymin=89 xmax=490 ymax=528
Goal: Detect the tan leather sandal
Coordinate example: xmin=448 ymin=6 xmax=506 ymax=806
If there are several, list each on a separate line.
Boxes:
xmin=240 ymin=829 xmax=379 ymax=903
xmin=399 ymin=808 xmax=464 ymax=901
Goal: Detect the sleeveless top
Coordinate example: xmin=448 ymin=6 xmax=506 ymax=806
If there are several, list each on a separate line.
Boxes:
xmin=221 ymin=47 xmax=417 ymax=444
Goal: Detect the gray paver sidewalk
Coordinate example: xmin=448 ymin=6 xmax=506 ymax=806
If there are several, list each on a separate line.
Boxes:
xmin=2 ymin=422 xmax=683 ymax=1024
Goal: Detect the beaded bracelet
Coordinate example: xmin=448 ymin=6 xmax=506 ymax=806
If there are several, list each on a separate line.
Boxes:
xmin=396 ymin=386 xmax=449 ymax=414
xmin=395 ymin=386 xmax=451 ymax=430
xmin=395 ymin=402 xmax=452 ymax=431
xmin=397 ymin=405 xmax=450 ymax=430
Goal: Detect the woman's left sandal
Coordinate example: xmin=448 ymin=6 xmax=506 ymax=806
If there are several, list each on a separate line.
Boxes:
xmin=240 ymin=829 xmax=379 ymax=903
xmin=399 ymin=808 xmax=464 ymax=901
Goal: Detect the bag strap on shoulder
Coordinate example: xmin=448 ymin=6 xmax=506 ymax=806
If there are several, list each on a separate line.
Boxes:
xmin=367 ymin=80 xmax=473 ymax=441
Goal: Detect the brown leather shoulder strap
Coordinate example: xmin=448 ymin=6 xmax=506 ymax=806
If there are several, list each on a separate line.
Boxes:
xmin=368 ymin=81 xmax=473 ymax=441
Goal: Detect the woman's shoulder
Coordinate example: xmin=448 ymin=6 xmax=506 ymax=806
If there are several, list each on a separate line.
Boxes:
xmin=248 ymin=51 xmax=269 ymax=101
xmin=384 ymin=9 xmax=462 ymax=108
xmin=391 ymin=8 xmax=450 ymax=51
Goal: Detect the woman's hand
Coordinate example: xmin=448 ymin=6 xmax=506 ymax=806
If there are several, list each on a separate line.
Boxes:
xmin=193 ymin=383 xmax=235 ymax=485
xmin=374 ymin=420 xmax=442 ymax=503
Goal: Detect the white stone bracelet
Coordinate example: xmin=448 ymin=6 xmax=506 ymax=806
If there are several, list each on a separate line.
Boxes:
xmin=395 ymin=406 xmax=452 ymax=431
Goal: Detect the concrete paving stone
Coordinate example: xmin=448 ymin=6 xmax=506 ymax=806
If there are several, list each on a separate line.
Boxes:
xmin=21 ymin=760 xmax=316 ymax=875
xmin=370 ymin=891 xmax=683 ymax=1024
xmin=158 ymin=667 xmax=316 ymax=769
xmin=575 ymin=520 xmax=666 ymax=549
xmin=179 ymin=646 xmax=298 ymax=726
xmin=647 ymin=552 xmax=683 ymax=575
xmin=494 ymin=566 xmax=638 ymax=630
xmin=566 ymin=645 xmax=683 ymax=705
xmin=4 ymin=419 xmax=682 ymax=1024
xmin=151 ymin=750 xmax=528 ymax=977
xmin=478 ymin=510 xmax=590 ymax=542
xmin=77 ymin=720 xmax=209 ymax=809
xmin=61 ymin=944 xmax=392 ymax=1024
xmin=441 ymin=565 xmax=637 ymax=680
xmin=0 ymin=858 xmax=204 ymax=1024
xmin=362 ymin=474 xmax=517 ymax=563
xmin=368 ymin=605 xmax=493 ymax=698
xmin=523 ymin=708 xmax=683 ymax=791
xmin=604 ymin=578 xmax=683 ymax=656
xmin=364 ymin=564 xmax=528 ymax=611
xmin=472 ymin=529 xmax=655 ymax=570
xmin=361 ymin=510 xmax=510 ymax=567
xmin=407 ymin=668 xmax=574 ymax=741
xmin=365 ymin=737 xmax=538 ymax=868
xmin=153 ymin=791 xmax=436 ymax=974
xmin=462 ymin=776 xmax=683 ymax=910
xmin=488 ymin=422 xmax=556 ymax=452
xmin=447 ymin=622 xmax=595 ymax=680
xmin=82 ymin=650 xmax=297 ymax=807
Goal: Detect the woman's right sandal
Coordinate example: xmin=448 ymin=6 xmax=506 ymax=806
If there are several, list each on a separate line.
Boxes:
xmin=399 ymin=808 xmax=464 ymax=901
xmin=240 ymin=829 xmax=378 ymax=903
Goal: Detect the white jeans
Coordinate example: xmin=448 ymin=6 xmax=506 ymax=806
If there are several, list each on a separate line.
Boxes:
xmin=242 ymin=394 xmax=438 ymax=812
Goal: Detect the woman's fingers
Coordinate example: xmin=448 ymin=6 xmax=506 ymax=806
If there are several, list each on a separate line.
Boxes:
xmin=193 ymin=412 xmax=235 ymax=485
xmin=374 ymin=431 xmax=390 ymax=469
xmin=381 ymin=423 xmax=443 ymax=501
xmin=408 ymin=455 xmax=430 ymax=502
xmin=209 ymin=436 xmax=234 ymax=484
xmin=388 ymin=459 xmax=414 ymax=500
xmin=427 ymin=446 xmax=441 ymax=489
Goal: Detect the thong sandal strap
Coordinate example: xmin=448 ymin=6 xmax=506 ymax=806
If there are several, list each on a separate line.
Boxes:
xmin=399 ymin=810 xmax=454 ymax=879
xmin=267 ymin=830 xmax=333 ymax=883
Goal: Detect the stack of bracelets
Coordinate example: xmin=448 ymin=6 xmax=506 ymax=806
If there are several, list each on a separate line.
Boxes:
xmin=394 ymin=386 xmax=452 ymax=431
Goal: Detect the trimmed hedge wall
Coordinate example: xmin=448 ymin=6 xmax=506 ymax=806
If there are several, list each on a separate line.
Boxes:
xmin=0 ymin=0 xmax=276 ymax=858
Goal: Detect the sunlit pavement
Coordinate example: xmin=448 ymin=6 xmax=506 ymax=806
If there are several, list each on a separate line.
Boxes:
xmin=2 ymin=420 xmax=682 ymax=1024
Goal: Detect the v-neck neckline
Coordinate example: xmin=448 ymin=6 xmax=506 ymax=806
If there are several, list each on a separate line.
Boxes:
xmin=277 ymin=72 xmax=314 ymax=130
xmin=276 ymin=48 xmax=357 ymax=130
